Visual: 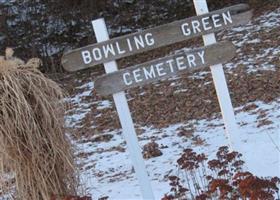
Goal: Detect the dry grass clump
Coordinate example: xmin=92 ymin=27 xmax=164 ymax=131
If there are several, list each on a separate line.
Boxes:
xmin=0 ymin=48 xmax=78 ymax=199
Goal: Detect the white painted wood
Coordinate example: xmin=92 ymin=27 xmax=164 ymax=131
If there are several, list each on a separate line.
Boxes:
xmin=193 ymin=0 xmax=238 ymax=151
xmin=92 ymin=18 xmax=154 ymax=200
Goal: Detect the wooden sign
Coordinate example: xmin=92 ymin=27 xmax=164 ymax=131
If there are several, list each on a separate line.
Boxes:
xmin=62 ymin=1 xmax=253 ymax=198
xmin=62 ymin=4 xmax=251 ymax=72
xmin=95 ymin=41 xmax=235 ymax=96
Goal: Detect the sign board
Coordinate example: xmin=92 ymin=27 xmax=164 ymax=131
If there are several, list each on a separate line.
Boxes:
xmin=61 ymin=4 xmax=252 ymax=72
xmin=95 ymin=41 xmax=235 ymax=96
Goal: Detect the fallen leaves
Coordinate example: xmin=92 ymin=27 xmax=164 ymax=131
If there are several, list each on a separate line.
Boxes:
xmin=142 ymin=141 xmax=163 ymax=159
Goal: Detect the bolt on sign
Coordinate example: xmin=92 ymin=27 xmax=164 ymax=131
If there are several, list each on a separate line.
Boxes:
xmin=62 ymin=2 xmax=252 ymax=200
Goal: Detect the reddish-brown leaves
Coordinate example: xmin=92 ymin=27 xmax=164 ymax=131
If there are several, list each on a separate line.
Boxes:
xmin=233 ymin=172 xmax=280 ymax=200
xmin=177 ymin=148 xmax=206 ymax=171
xmin=163 ymin=146 xmax=280 ymax=199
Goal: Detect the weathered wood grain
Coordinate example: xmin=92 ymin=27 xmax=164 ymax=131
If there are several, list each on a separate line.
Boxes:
xmin=95 ymin=41 xmax=235 ymax=96
xmin=62 ymin=4 xmax=251 ymax=72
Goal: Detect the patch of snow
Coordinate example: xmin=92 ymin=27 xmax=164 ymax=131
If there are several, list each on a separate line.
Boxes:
xmin=65 ymin=109 xmax=91 ymax=128
xmin=74 ymin=99 xmax=280 ymax=199
xmin=76 ymin=82 xmax=94 ymax=90
xmin=96 ymin=100 xmax=112 ymax=110
xmin=246 ymin=38 xmax=261 ymax=44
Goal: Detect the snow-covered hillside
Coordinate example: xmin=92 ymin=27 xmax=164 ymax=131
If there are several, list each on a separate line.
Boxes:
xmin=65 ymin=7 xmax=280 ymax=200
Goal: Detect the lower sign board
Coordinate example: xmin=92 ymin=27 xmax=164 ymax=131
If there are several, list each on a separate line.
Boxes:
xmin=95 ymin=41 xmax=235 ymax=96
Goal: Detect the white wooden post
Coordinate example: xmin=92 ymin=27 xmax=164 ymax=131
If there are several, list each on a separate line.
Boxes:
xmin=193 ymin=0 xmax=237 ymax=150
xmin=92 ymin=19 xmax=155 ymax=200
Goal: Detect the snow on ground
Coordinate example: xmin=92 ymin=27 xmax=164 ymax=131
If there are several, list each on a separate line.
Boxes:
xmin=222 ymin=7 xmax=280 ymax=72
xmin=70 ymin=99 xmax=280 ymax=199
xmin=64 ymin=7 xmax=280 ymax=200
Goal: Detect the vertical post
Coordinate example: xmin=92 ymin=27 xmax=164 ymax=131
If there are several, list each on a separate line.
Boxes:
xmin=92 ymin=18 xmax=154 ymax=200
xmin=193 ymin=0 xmax=237 ymax=151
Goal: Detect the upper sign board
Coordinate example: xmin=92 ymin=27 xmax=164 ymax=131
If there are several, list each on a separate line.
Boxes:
xmin=62 ymin=4 xmax=251 ymax=72
xmin=94 ymin=41 xmax=235 ymax=96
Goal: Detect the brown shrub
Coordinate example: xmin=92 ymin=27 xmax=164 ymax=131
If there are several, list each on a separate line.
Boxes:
xmin=0 ymin=49 xmax=78 ymax=199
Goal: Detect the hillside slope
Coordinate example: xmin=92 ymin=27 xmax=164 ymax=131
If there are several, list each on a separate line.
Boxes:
xmin=65 ymin=6 xmax=280 ymax=200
